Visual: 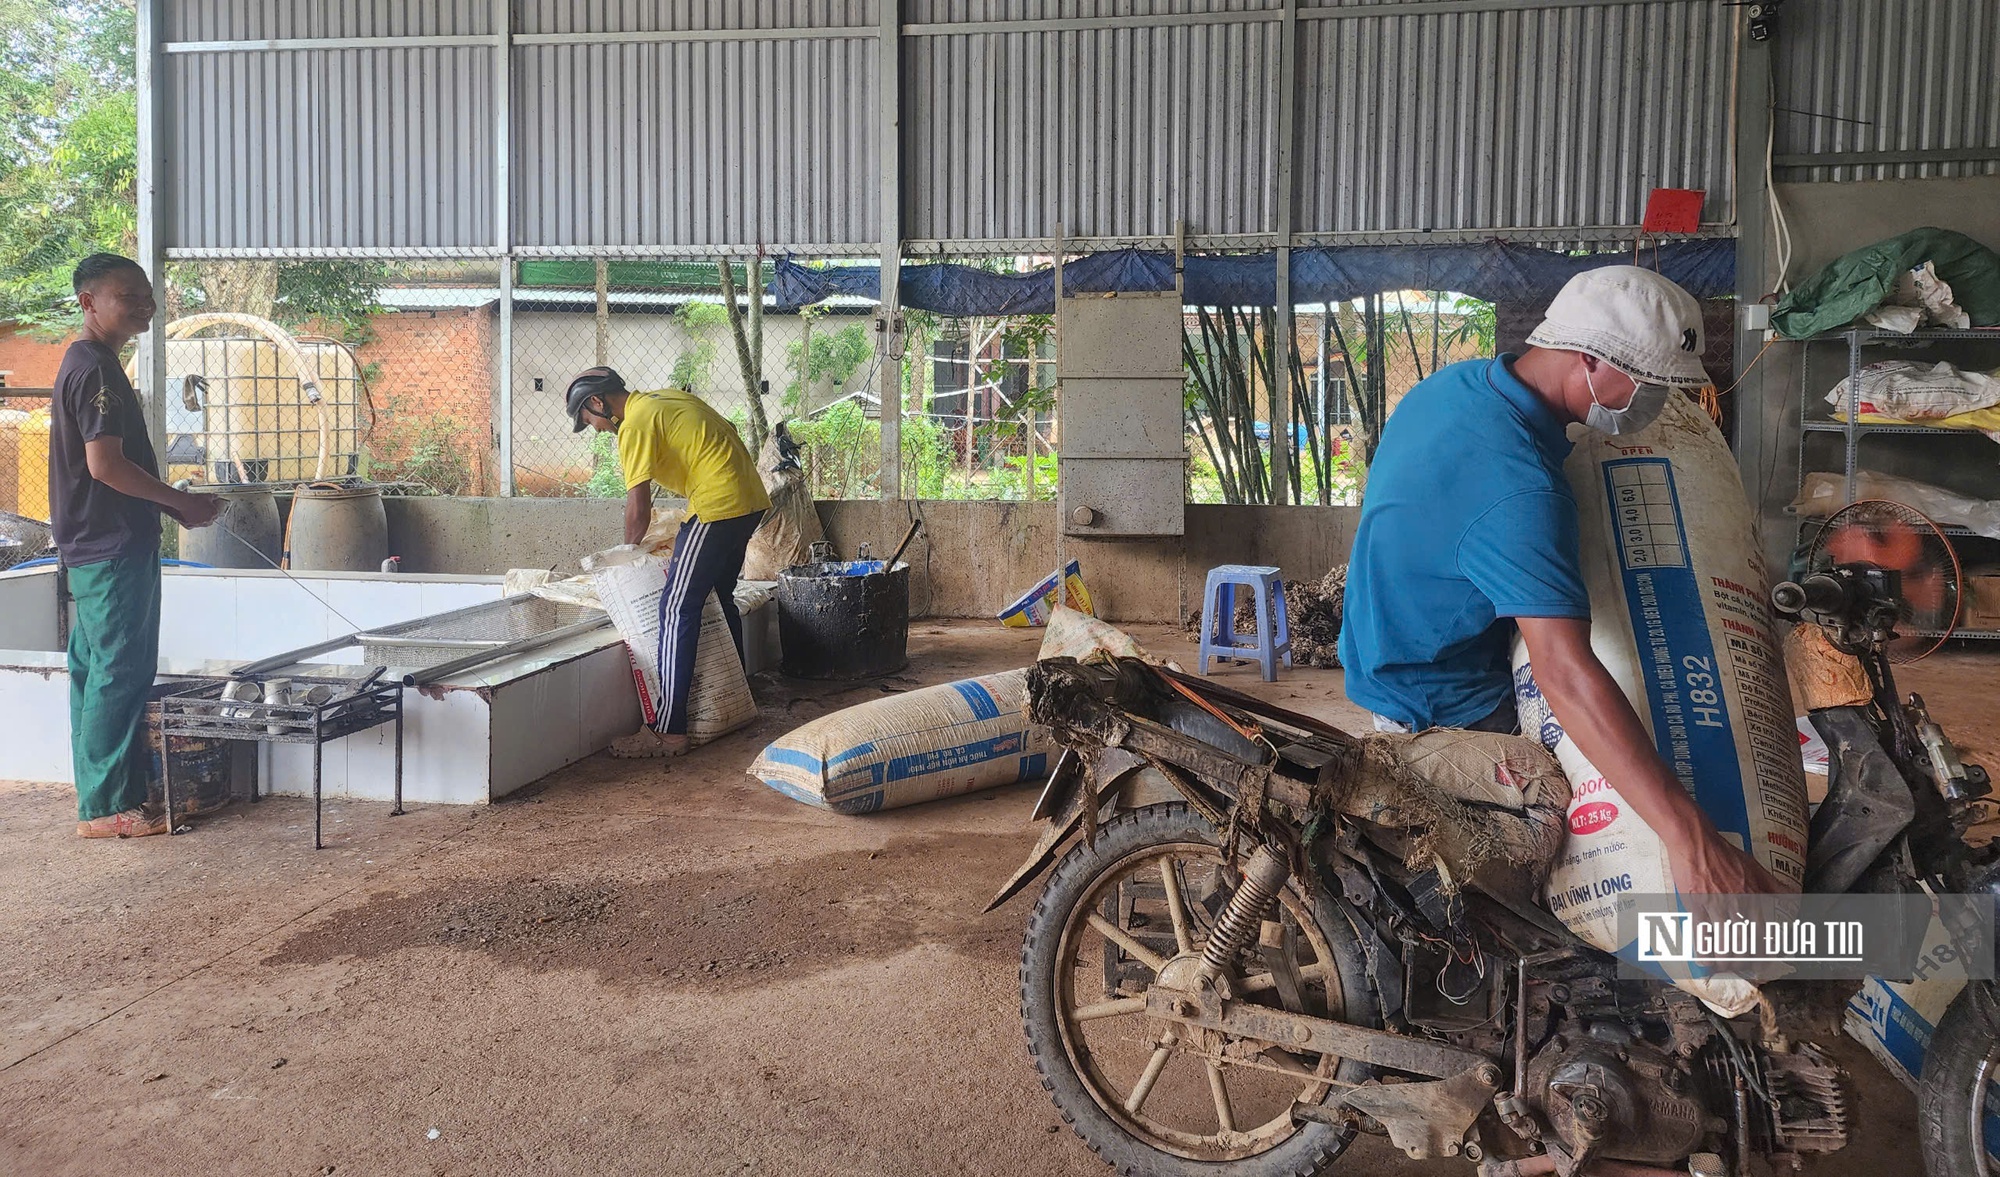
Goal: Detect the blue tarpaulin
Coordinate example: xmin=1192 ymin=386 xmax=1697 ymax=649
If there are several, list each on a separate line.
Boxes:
xmin=770 ymin=240 xmax=1736 ymax=315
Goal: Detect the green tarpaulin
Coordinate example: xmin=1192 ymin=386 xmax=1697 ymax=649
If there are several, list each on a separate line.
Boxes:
xmin=516 ymin=260 xmax=748 ymax=291
xmin=1771 ymin=227 xmax=2000 ymax=339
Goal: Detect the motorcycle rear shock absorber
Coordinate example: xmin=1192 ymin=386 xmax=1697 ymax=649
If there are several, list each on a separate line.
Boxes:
xmin=1198 ymin=843 xmax=1291 ymax=980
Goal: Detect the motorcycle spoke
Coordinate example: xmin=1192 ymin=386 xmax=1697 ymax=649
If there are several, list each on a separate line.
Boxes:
xmin=1206 ymin=1062 xmax=1237 ymax=1134
xmin=1257 ymin=1047 xmax=1317 ymax=1079
xmin=1048 ymin=836 xmax=1363 ymax=1165
xmin=1160 ymin=857 xmax=1196 ymax=954
xmin=1088 ymin=912 xmax=1167 ymax=972
xmin=1238 ymin=960 xmax=1329 ymax=996
xmin=1073 ymin=995 xmax=1149 ymax=1022
xmin=1125 ymin=1044 xmax=1175 ymax=1115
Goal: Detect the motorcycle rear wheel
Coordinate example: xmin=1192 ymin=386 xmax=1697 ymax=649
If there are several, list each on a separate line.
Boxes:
xmin=1020 ymin=804 xmax=1381 ymax=1177
xmin=1918 ymin=983 xmax=2000 ymax=1176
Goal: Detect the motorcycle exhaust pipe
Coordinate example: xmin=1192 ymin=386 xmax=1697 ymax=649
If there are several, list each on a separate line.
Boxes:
xmin=1477 ymin=1157 xmax=1692 ymax=1177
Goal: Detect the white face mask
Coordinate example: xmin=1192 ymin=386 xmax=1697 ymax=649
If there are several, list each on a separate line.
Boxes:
xmin=1584 ymin=363 xmax=1671 ymax=435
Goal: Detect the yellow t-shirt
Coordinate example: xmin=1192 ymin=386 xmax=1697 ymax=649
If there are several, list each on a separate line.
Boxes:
xmin=616 ymin=390 xmax=771 ymax=522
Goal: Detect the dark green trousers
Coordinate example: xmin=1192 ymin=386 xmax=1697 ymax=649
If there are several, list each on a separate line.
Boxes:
xmin=67 ymin=552 xmax=161 ymax=821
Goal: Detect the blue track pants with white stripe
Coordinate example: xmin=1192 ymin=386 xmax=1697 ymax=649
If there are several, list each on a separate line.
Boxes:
xmin=653 ymin=510 xmax=765 ymax=735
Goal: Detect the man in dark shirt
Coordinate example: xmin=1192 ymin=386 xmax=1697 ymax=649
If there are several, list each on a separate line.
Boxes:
xmin=53 ymin=254 xmax=220 ymax=838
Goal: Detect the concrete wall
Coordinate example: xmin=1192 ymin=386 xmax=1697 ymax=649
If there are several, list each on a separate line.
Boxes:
xmin=821 ymin=501 xmax=1357 ymax=623
xmin=1736 ymin=175 xmax=2000 ymax=572
xmin=387 ymin=495 xmax=627 ymax=578
xmin=384 ymin=494 xmax=1359 ymax=622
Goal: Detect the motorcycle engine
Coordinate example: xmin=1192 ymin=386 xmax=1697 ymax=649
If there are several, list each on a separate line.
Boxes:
xmin=1523 ymin=1024 xmax=1721 ymax=1164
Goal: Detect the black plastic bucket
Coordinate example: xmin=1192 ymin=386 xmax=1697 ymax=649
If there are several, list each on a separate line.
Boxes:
xmin=776 ymin=559 xmax=911 ymax=679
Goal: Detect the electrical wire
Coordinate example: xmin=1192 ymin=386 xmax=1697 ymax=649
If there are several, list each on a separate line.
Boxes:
xmin=1765 ymin=116 xmax=1795 ymax=296
xmin=204 ymin=515 xmax=368 ymax=633
xmin=1716 ymin=334 xmax=1780 ymax=402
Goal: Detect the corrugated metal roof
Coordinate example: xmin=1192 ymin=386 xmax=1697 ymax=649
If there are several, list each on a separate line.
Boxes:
xmin=1772 ymin=0 xmax=2000 ymax=182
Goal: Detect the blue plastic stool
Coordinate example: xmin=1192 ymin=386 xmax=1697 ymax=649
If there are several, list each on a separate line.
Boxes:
xmin=1198 ymin=565 xmax=1292 ymax=681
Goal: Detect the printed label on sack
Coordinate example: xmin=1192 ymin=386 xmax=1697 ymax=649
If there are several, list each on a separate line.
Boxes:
xmin=1603 ymin=459 xmax=1754 ymax=844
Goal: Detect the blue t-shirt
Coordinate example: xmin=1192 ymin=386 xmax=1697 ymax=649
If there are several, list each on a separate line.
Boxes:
xmin=1338 ymin=357 xmax=1590 ymax=729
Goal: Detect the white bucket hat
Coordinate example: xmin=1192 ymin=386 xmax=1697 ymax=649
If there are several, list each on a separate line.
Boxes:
xmin=1527 ymin=265 xmax=1710 ymax=387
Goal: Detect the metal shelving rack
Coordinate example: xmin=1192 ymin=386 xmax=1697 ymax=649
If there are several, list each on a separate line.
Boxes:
xmin=159 ymin=675 xmax=404 ymax=849
xmin=1795 ymin=326 xmax=2000 ymax=641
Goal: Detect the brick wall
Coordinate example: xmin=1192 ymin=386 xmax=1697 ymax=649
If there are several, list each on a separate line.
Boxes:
xmin=355 ymin=306 xmax=497 ymax=495
xmin=0 ymin=325 xmax=73 ymax=391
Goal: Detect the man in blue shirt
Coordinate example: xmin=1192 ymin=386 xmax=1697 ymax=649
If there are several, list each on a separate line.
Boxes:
xmin=1340 ymin=266 xmax=1779 ymax=897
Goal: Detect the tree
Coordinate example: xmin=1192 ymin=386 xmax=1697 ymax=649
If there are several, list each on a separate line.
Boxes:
xmin=716 ymin=257 xmax=771 ymax=454
xmin=0 ymin=0 xmax=139 ymax=330
xmin=0 ymin=5 xmax=383 ymax=340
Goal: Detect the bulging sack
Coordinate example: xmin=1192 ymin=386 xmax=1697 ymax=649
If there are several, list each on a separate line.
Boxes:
xmin=1511 ymin=394 xmax=1808 ymax=1016
xmin=750 ymin=669 xmax=1055 ymax=814
xmin=587 ymin=548 xmax=758 ymax=747
xmin=742 ymin=433 xmax=826 ymax=581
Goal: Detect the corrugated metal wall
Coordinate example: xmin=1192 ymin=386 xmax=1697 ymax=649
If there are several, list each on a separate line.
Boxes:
xmin=903 ymin=8 xmax=1284 ymax=243
xmin=1772 ymin=0 xmax=2000 ymax=182
xmin=510 ymin=3 xmax=881 ymax=249
xmin=172 ymin=0 xmax=1966 ymax=255
xmin=165 ymin=47 xmax=498 ymax=250
xmin=1296 ymin=0 xmax=1737 ymax=236
xmin=165 ymin=0 xmax=495 ymax=41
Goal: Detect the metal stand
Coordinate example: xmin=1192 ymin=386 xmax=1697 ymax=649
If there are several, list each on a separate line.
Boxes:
xmin=159 ymin=675 xmax=405 ymax=849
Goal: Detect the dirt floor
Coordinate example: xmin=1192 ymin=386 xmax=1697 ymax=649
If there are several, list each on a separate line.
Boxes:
xmin=4 ymin=623 xmax=1996 ymax=1176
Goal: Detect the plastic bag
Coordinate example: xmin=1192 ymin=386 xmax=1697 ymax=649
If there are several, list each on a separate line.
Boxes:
xmin=1790 ymin=470 xmax=2000 ymax=540
xmin=1825 ymin=360 xmax=2000 ymax=420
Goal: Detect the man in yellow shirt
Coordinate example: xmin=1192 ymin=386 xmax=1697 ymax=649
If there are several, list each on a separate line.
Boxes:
xmin=567 ymin=367 xmax=771 ymax=757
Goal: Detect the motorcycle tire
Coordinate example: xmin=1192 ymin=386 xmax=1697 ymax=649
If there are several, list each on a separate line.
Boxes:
xmin=1020 ymin=803 xmax=1381 ymax=1177
xmin=1916 ymin=982 xmax=2000 ymax=1176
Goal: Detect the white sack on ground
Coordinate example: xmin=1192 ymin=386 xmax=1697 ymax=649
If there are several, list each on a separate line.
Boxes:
xmin=749 ymin=669 xmax=1055 ymax=814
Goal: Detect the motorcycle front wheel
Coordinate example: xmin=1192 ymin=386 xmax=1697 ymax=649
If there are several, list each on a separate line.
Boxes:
xmin=1918 ymin=983 xmax=2000 ymax=1176
xmin=1020 ymin=804 xmax=1381 ymax=1177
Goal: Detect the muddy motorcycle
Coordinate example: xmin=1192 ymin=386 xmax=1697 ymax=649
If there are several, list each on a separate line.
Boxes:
xmin=995 ymin=563 xmax=2000 ymax=1177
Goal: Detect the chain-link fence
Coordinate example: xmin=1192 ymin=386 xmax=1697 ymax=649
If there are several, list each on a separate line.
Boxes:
xmin=888 ymin=306 xmax=1055 ymax=502
xmin=1183 ymin=291 xmax=1497 ymax=506
xmin=505 ymin=257 xmax=871 ymax=500
xmin=2 ymin=259 xmax=1503 ymax=530
xmin=356 ymin=261 xmax=501 ymax=496
xmin=0 ymin=375 xmax=54 ymax=549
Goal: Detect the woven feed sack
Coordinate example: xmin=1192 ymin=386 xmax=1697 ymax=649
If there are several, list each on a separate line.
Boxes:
xmin=1510 ymin=393 xmax=1808 ymax=1016
xmin=588 ymin=548 xmax=758 ymax=747
xmin=750 ymin=669 xmax=1055 ymax=814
